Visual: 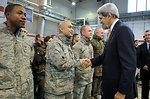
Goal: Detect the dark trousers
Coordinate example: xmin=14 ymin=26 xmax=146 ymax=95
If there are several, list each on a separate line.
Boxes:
xmin=141 ymin=79 xmax=149 ymax=99
xmin=141 ymin=70 xmax=150 ymax=99
xmin=36 ymin=75 xmax=45 ymax=99
xmin=33 ymin=73 xmax=45 ymax=99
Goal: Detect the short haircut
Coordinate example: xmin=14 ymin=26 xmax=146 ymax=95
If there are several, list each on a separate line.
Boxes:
xmin=72 ymin=33 xmax=78 ymax=38
xmin=44 ymin=36 xmax=51 ymax=42
xmin=134 ymin=40 xmax=138 ymax=42
xmin=80 ymin=25 xmax=87 ymax=35
xmin=144 ymin=30 xmax=150 ymax=37
xmin=97 ymin=3 xmax=119 ymax=18
xmin=59 ymin=20 xmax=70 ymax=29
xmin=51 ymin=35 xmax=56 ymax=39
xmin=94 ymin=27 xmax=103 ymax=34
xmin=73 ymin=33 xmax=78 ymax=36
xmin=145 ymin=30 xmax=150 ymax=33
xmin=4 ymin=4 xmax=23 ymax=15
xmin=35 ymin=34 xmax=40 ymax=40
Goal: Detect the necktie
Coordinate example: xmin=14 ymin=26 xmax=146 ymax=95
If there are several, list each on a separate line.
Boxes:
xmin=149 ymin=44 xmax=150 ymax=51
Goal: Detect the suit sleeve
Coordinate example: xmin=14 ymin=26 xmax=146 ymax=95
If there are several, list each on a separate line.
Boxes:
xmin=91 ymin=54 xmax=103 ymax=68
xmin=117 ymin=26 xmax=136 ymax=95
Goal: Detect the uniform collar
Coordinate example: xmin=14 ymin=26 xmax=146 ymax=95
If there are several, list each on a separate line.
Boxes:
xmin=57 ymin=34 xmax=72 ymax=45
xmin=80 ymin=37 xmax=91 ymax=45
xmin=93 ymin=34 xmax=101 ymax=41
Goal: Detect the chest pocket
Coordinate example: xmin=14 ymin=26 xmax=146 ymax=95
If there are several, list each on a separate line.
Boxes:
xmin=62 ymin=44 xmax=74 ymax=60
xmin=15 ymin=37 xmax=31 ymax=58
xmin=80 ymin=45 xmax=93 ymax=59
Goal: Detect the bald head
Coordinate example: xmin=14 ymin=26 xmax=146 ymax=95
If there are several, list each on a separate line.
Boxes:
xmin=59 ymin=20 xmax=74 ymax=37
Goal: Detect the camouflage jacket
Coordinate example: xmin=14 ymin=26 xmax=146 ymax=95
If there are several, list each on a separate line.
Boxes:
xmin=91 ymin=34 xmax=105 ymax=76
xmin=45 ymin=34 xmax=81 ymax=95
xmin=0 ymin=23 xmax=34 ymax=99
xmin=32 ymin=42 xmax=46 ymax=75
xmin=73 ymin=37 xmax=94 ymax=86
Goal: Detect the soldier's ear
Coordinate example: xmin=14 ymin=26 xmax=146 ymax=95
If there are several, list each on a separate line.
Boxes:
xmin=59 ymin=27 xmax=63 ymax=32
xmin=5 ymin=12 xmax=10 ymax=19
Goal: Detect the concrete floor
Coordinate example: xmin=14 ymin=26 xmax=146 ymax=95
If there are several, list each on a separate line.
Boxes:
xmin=95 ymin=83 xmax=149 ymax=99
xmin=136 ymin=83 xmax=150 ymax=99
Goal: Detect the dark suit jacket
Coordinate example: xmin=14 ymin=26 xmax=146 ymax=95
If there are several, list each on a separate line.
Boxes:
xmin=91 ymin=20 xmax=137 ymax=99
xmin=137 ymin=42 xmax=150 ymax=80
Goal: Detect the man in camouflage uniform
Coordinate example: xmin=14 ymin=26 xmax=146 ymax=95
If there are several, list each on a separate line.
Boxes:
xmin=44 ymin=20 xmax=85 ymax=99
xmin=91 ymin=27 xmax=105 ymax=99
xmin=73 ymin=25 xmax=94 ymax=99
xmin=32 ymin=34 xmax=46 ymax=99
xmin=0 ymin=4 xmax=34 ymax=99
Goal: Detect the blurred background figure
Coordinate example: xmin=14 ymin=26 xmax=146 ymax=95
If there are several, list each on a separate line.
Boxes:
xmin=32 ymin=34 xmax=46 ymax=99
xmin=44 ymin=36 xmax=51 ymax=46
xmin=134 ymin=40 xmax=139 ymax=49
xmin=49 ymin=34 xmax=56 ymax=42
xmin=71 ymin=33 xmax=79 ymax=47
xmin=137 ymin=30 xmax=150 ymax=99
xmin=21 ymin=28 xmax=29 ymax=36
xmin=91 ymin=27 xmax=105 ymax=99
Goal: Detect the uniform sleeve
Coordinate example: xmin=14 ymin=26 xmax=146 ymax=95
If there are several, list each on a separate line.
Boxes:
xmin=72 ymin=43 xmax=81 ymax=59
xmin=30 ymin=42 xmax=35 ymax=64
xmin=91 ymin=39 xmax=98 ymax=57
xmin=0 ymin=33 xmax=16 ymax=90
xmin=91 ymin=55 xmax=103 ymax=67
xmin=46 ymin=41 xmax=81 ymax=70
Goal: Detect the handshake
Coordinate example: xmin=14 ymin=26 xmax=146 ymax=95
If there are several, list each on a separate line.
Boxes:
xmin=81 ymin=58 xmax=92 ymax=68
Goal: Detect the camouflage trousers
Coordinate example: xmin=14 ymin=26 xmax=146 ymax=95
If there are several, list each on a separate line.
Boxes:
xmin=73 ymin=83 xmax=92 ymax=99
xmin=91 ymin=76 xmax=102 ymax=98
xmin=45 ymin=92 xmax=73 ymax=99
xmin=0 ymin=88 xmax=16 ymax=99
xmin=16 ymin=78 xmax=34 ymax=99
xmin=0 ymin=85 xmax=34 ymax=99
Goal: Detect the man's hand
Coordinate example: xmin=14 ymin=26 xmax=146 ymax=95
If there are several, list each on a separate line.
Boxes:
xmin=143 ymin=65 xmax=148 ymax=70
xmin=81 ymin=58 xmax=92 ymax=68
xmin=114 ymin=91 xmax=125 ymax=99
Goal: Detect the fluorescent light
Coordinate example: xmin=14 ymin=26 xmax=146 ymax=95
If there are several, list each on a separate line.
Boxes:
xmin=72 ymin=2 xmax=76 ymax=6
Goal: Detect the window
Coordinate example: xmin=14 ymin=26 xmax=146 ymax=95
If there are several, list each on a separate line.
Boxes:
xmin=128 ymin=0 xmax=149 ymax=12
xmin=147 ymin=0 xmax=150 ymax=10
xmin=137 ymin=0 xmax=146 ymax=11
xmin=128 ymin=0 xmax=136 ymax=12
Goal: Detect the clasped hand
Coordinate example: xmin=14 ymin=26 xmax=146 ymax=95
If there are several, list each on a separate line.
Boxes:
xmin=81 ymin=58 xmax=92 ymax=68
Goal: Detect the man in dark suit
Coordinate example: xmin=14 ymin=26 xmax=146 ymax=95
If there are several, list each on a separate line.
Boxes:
xmin=84 ymin=3 xmax=137 ymax=99
xmin=137 ymin=30 xmax=150 ymax=99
